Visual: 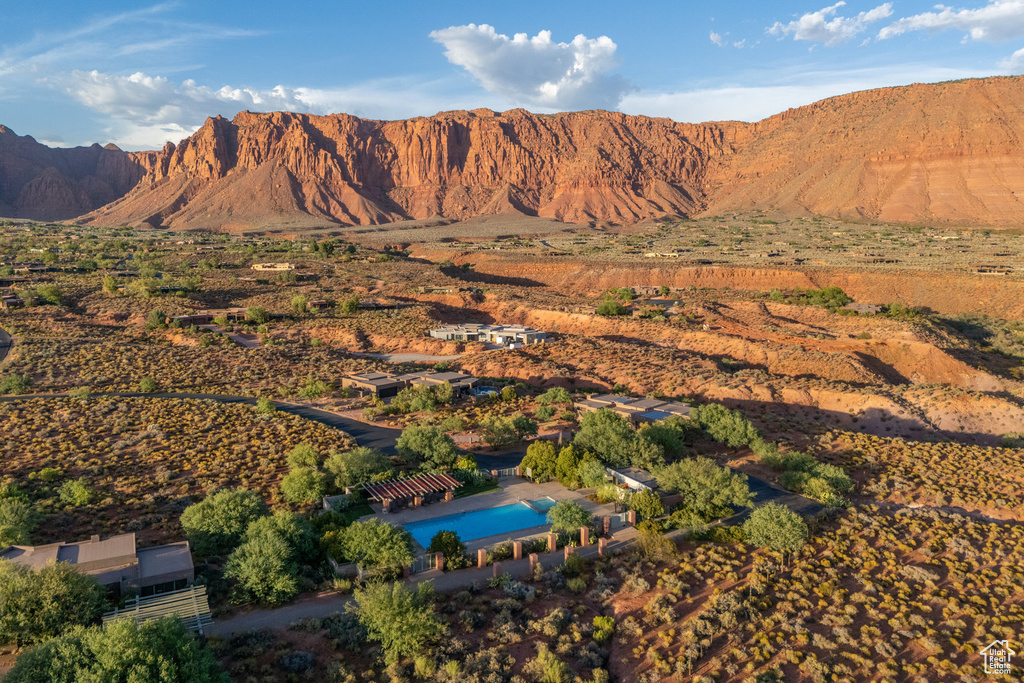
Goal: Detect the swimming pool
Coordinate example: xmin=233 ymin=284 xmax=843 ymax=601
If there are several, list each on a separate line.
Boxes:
xmin=403 ymin=498 xmax=555 ymax=548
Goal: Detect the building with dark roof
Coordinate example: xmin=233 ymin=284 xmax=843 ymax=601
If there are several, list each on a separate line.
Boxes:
xmin=574 ymin=394 xmax=691 ymax=425
xmin=0 ymin=533 xmax=194 ymax=598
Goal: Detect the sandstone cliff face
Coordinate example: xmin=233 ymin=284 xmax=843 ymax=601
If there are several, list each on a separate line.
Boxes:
xmin=706 ymin=77 xmax=1024 ymax=223
xmin=14 ymin=76 xmax=1024 ymax=228
xmin=0 ymin=126 xmax=154 ymax=220
xmin=81 ymin=109 xmax=740 ymax=230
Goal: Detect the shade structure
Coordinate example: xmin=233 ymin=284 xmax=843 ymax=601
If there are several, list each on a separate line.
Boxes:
xmin=362 ymin=472 xmax=462 ymax=503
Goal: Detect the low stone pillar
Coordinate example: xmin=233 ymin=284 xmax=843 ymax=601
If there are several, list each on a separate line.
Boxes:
xmin=445 ymin=489 xmax=454 ymax=502
xmin=580 ymin=526 xmax=590 ymax=547
xmin=493 ymin=561 xmax=502 ymax=578
xmin=491 ymin=469 xmax=499 ymax=477
xmin=547 ymin=532 xmax=557 ymax=553
xmin=413 ymin=495 xmax=422 ymax=508
xmin=598 ymin=538 xmax=608 ymax=556
xmin=435 ymin=552 xmax=444 ymax=571
xmin=515 ymin=466 xmax=523 ymax=477
xmin=529 ymin=553 xmax=539 ymax=573
xmin=403 ymin=565 xmax=411 ymax=578
xmin=513 ymin=541 xmax=523 ymax=560
xmin=564 ymin=545 xmax=575 ymax=560
xmin=603 ymin=516 xmax=611 ymax=535
xmin=382 ymin=498 xmax=391 ymax=513
xmin=477 ymin=548 xmax=487 ymax=568
xmin=627 ymin=509 xmax=637 ymax=526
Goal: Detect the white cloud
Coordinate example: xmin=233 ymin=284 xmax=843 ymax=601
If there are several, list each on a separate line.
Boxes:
xmin=878 ymin=0 xmax=1024 ymax=41
xmin=429 ymin=24 xmax=633 ymax=109
xmin=1000 ymin=45 xmax=1024 ymax=68
xmin=61 ymin=69 xmax=492 ymax=149
xmin=710 ymin=31 xmax=726 ymax=47
xmin=769 ymin=2 xmax=894 ymax=46
xmin=620 ymin=64 xmax=993 ymax=123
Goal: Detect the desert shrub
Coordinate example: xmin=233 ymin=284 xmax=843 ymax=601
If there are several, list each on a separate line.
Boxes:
xmin=427 ymin=530 xmax=470 ymax=570
xmin=351 ymin=581 xmax=443 ymax=665
xmin=280 ymin=467 xmax=327 ymax=504
xmin=537 ymin=387 xmax=572 ymax=405
xmin=547 ymin=500 xmax=592 ymax=533
xmin=286 ymin=443 xmax=320 ymax=469
xmin=0 ymin=373 xmax=32 ymax=395
xmin=58 ymin=478 xmax=93 ymax=506
xmin=0 ymin=560 xmax=106 ymax=647
xmin=656 ymin=457 xmax=751 ymax=520
xmin=596 ymin=298 xmax=629 ymax=316
xmin=180 ymin=488 xmax=270 ymax=556
xmin=324 ymin=447 xmax=393 ymax=490
xmin=4 ymin=618 xmax=226 ymax=682
xmin=396 ymin=424 xmax=458 ymax=469
xmin=0 ymin=498 xmax=37 ymax=547
xmin=691 ymin=403 xmax=759 ymax=447
xmin=593 ymin=615 xmax=615 ymax=643
xmin=630 ymin=489 xmax=665 ymax=521
xmin=138 ymin=376 xmax=157 ymax=392
xmin=742 ymin=502 xmax=807 ymax=561
xmin=536 ymin=405 xmax=556 ymax=421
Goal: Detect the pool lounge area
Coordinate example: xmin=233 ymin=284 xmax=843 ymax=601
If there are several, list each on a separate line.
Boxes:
xmin=402 ymin=498 xmax=556 ymax=548
xmin=372 ymin=480 xmax=615 ymax=551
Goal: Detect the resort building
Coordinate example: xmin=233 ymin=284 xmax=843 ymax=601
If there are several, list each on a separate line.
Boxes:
xmin=342 ymin=370 xmax=480 ymax=398
xmin=428 ymin=323 xmax=547 ymax=346
xmin=0 ymin=533 xmax=194 ymax=598
xmin=251 ymin=262 xmax=295 ymax=271
xmin=606 ymin=466 xmax=659 ymax=492
xmin=574 ymin=394 xmax=691 ymax=425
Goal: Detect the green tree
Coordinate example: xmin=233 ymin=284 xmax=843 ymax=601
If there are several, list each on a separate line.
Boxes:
xmin=547 ymin=500 xmax=592 ymax=534
xmin=742 ymin=502 xmax=807 ymax=566
xmin=255 ymin=397 xmax=276 ymax=415
xmin=573 ymin=408 xmax=664 ymax=469
xmin=426 ymin=530 xmax=469 ymax=570
xmin=523 ymin=643 xmax=570 ymax=683
xmin=3 ymin=617 xmax=228 ymax=683
xmin=478 ymin=415 xmax=517 ymax=449
xmin=521 ymin=441 xmax=558 ymax=482
xmin=246 ymin=306 xmax=270 ymax=324
xmin=692 ymin=403 xmax=759 ymax=447
xmin=656 ymin=457 xmax=752 ymax=520
xmin=500 ymin=385 xmax=518 ymax=402
xmin=145 ymin=309 xmax=166 ymax=330
xmin=101 ymin=274 xmax=118 ymax=294
xmin=224 ymin=530 xmax=299 ymax=605
xmin=577 ymin=458 xmax=608 ymax=488
xmin=351 ymin=582 xmax=444 ymax=665
xmin=554 ymin=445 xmax=593 ymax=488
xmin=658 ymin=285 xmax=671 ymax=296
xmin=511 ymin=413 xmax=539 ymax=440
xmin=537 ymin=387 xmax=572 ymax=405
xmin=58 ymin=478 xmax=92 ymax=506
xmin=36 ymin=284 xmax=62 ymax=305
xmin=0 ymin=373 xmax=32 ymax=395
xmin=0 ymin=498 xmax=37 ymax=547
xmin=339 ymin=296 xmax=360 ymax=315
xmin=280 ymin=468 xmax=327 ymax=504
xmin=180 ymin=488 xmax=269 ymax=556
xmin=243 ymin=510 xmax=319 ymax=565
xmin=637 ymin=416 xmax=692 ymax=458
xmin=324 ymin=447 xmax=393 ymax=490
xmin=630 ymin=489 xmax=665 ymax=522
xmin=290 ymin=294 xmax=308 ymax=315
xmin=333 ymin=519 xmax=414 ymax=574
xmin=396 ymin=425 xmax=458 ymax=469
xmin=286 ymin=443 xmax=320 ymax=469
xmin=0 ymin=560 xmax=106 ymax=646
xmin=596 ymin=298 xmax=628 ymax=316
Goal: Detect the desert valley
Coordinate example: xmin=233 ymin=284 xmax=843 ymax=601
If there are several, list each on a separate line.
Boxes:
xmin=0 ymin=69 xmax=1022 ymax=683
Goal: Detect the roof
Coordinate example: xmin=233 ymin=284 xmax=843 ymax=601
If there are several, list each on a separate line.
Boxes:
xmin=363 ymin=473 xmax=462 ymax=502
xmin=0 ymin=533 xmax=138 ymax=572
xmin=606 ymin=466 xmax=659 ymax=490
xmin=137 ymin=542 xmax=194 ymax=579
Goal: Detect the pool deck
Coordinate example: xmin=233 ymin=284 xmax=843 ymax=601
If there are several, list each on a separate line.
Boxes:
xmin=370 ymin=478 xmax=618 ymax=552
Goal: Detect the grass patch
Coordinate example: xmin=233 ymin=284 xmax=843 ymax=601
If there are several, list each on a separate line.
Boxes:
xmin=454 ymin=480 xmax=500 ymax=499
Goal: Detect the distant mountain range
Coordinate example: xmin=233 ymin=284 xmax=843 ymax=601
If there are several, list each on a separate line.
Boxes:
xmin=4 ymin=76 xmax=1024 ymax=229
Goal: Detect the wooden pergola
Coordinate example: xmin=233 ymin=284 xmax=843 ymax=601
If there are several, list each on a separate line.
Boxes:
xmin=363 ymin=473 xmax=462 ymax=505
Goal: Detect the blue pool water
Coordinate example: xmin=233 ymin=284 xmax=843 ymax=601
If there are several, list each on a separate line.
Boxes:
xmin=403 ymin=499 xmax=554 ymax=547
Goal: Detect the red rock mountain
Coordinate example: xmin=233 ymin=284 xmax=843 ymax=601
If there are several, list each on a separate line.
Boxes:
xmin=8 ymin=76 xmax=1024 ymax=228
xmin=0 ymin=126 xmax=156 ymax=221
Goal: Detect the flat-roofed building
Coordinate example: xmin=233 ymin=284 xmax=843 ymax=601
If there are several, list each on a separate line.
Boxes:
xmin=398 ymin=370 xmax=479 ymax=395
xmin=342 ymin=372 xmax=409 ymax=398
xmin=0 ymin=533 xmax=194 ymax=598
xmin=574 ymin=394 xmax=690 ymax=425
xmin=251 ymin=262 xmax=295 ymax=271
xmin=429 ymin=323 xmax=546 ymax=346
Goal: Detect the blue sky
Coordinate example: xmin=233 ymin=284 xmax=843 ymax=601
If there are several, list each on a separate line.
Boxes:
xmin=2 ymin=1 xmax=1023 ymax=149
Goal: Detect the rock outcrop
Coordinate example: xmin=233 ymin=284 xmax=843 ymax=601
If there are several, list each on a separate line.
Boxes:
xmin=0 ymin=126 xmax=155 ymax=220
xmin=8 ymin=76 xmax=1024 ymax=228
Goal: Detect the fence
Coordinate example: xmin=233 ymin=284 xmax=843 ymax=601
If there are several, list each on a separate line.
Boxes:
xmin=409 ymin=553 xmax=439 ymax=574
xmin=102 ymin=585 xmax=213 ymax=635
xmin=492 ymin=467 xmax=519 ymax=479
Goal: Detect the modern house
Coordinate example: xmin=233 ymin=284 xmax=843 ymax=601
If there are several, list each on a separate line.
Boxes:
xmin=342 ymin=370 xmax=480 ymax=398
xmin=428 ymin=323 xmax=547 ymax=346
xmin=0 ymin=533 xmax=194 ymax=598
xmin=251 ymin=262 xmax=295 ymax=271
xmin=574 ymin=394 xmax=691 ymax=425
xmin=606 ymin=466 xmax=659 ymax=492
xmin=841 ymin=303 xmax=882 ymax=315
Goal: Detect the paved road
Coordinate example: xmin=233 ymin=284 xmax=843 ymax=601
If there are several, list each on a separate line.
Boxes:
xmin=0 ymin=326 xmax=11 ymax=364
xmin=355 ymin=352 xmax=464 ymax=363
